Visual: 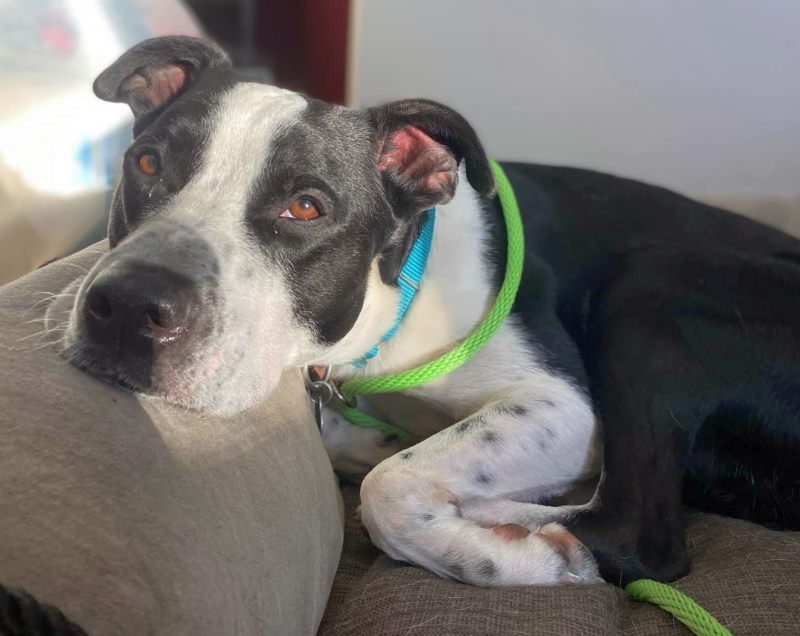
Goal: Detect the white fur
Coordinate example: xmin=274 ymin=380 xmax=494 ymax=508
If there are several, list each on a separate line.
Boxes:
xmin=64 ymin=84 xmax=319 ymax=416
xmin=156 ymin=84 xmax=313 ymax=415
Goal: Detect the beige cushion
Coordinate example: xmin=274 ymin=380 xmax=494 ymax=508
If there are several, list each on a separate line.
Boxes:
xmin=698 ymin=193 xmax=800 ymax=239
xmin=0 ymin=243 xmax=343 ymax=635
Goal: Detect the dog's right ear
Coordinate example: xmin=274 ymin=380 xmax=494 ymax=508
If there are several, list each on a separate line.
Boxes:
xmin=367 ymin=99 xmax=495 ymax=215
xmin=93 ymin=36 xmax=231 ymax=119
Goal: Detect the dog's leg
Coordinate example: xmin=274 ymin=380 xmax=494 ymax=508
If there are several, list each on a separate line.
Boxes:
xmin=320 ymin=406 xmax=411 ymax=482
xmin=321 ymin=392 xmax=453 ymax=481
xmin=359 ymin=379 xmax=603 ymax=586
xmin=460 ymin=258 xmax=701 ymax=585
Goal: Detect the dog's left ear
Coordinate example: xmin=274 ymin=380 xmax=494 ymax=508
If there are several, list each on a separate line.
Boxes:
xmin=368 ymin=99 xmax=495 ymax=213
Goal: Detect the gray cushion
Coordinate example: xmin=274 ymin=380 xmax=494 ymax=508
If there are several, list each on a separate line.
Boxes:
xmin=0 ymin=243 xmax=343 ymax=635
xmin=320 ymin=485 xmax=800 ymax=635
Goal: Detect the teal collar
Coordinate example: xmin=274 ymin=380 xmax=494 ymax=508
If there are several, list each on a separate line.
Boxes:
xmin=351 ymin=209 xmax=436 ymax=368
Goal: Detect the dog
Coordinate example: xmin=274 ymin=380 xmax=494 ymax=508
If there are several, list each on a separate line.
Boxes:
xmin=59 ymin=36 xmax=800 ymax=587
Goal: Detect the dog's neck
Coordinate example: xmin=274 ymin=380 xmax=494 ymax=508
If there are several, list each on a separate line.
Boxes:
xmin=315 ymin=176 xmax=497 ymax=382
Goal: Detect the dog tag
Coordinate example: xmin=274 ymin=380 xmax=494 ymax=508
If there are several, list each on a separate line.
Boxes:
xmin=306 ymin=367 xmax=334 ymax=433
xmin=313 ymin=395 xmax=324 ymax=431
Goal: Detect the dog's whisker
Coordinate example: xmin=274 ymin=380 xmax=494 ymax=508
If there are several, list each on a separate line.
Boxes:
xmin=15 ymin=325 xmax=67 ymax=342
xmin=21 ymin=308 xmax=71 ymax=327
xmin=57 ymin=262 xmax=91 ymax=276
xmin=21 ymin=317 xmax=49 ymax=326
xmin=22 ymin=291 xmax=77 ymax=319
xmin=25 ymin=293 xmax=74 ymax=314
xmin=17 ymin=337 xmax=67 ymax=354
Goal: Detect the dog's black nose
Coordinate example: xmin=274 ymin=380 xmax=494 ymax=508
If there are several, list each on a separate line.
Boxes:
xmin=83 ymin=263 xmax=200 ymax=352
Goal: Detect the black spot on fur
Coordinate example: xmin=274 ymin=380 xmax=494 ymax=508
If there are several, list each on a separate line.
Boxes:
xmin=481 ymin=430 xmax=501 ymax=444
xmin=475 ymin=471 xmax=492 ymax=485
xmin=496 ymin=404 xmax=528 ymax=418
xmin=538 ymin=426 xmax=558 ymax=451
xmin=399 ymin=450 xmax=414 ymax=460
xmin=455 ymin=418 xmax=479 ymax=434
xmin=419 ymin=512 xmax=434 ymax=522
xmin=552 ymin=547 xmax=570 ymax=572
xmin=475 ymin=558 xmax=496 ymax=580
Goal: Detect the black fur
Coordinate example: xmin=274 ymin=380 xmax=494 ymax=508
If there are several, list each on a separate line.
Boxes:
xmin=243 ymin=98 xmax=497 ymax=344
xmin=104 ymin=71 xmax=236 ymax=246
xmin=475 ymin=558 xmax=496 ymax=580
xmin=481 ymin=162 xmax=800 ymax=583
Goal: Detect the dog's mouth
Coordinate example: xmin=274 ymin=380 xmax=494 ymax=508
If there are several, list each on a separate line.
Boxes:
xmin=66 ymin=350 xmax=154 ymax=395
xmin=63 ymin=331 xmax=229 ymax=407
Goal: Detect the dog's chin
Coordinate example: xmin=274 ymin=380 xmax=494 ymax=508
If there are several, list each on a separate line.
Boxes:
xmin=61 ymin=340 xmax=276 ymax=419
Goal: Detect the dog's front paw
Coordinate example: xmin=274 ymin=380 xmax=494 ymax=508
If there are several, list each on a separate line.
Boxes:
xmin=487 ymin=522 xmax=601 ymax=585
xmin=536 ymin=523 xmax=601 ymax=584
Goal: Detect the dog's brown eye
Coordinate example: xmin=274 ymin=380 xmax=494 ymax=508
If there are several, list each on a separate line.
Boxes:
xmin=282 ymin=196 xmax=321 ymax=221
xmin=138 ymin=153 xmax=160 ymax=176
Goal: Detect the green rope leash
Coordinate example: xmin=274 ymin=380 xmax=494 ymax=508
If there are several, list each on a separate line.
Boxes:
xmin=626 ymin=580 xmax=732 ymax=636
xmin=334 ymin=160 xmax=731 ymax=635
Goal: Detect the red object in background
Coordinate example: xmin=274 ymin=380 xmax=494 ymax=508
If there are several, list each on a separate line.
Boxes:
xmin=256 ymin=0 xmax=349 ymax=104
xmin=40 ymin=8 xmax=76 ymax=57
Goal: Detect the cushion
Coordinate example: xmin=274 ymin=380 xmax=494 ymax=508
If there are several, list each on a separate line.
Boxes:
xmin=319 ymin=485 xmax=800 ymax=634
xmin=0 ymin=243 xmax=343 ymax=635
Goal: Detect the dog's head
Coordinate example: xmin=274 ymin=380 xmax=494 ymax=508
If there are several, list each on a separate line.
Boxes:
xmin=61 ymin=37 xmax=494 ymax=416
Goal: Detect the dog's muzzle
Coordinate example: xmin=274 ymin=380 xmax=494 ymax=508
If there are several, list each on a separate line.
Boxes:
xmin=68 ymin=222 xmax=220 ymax=396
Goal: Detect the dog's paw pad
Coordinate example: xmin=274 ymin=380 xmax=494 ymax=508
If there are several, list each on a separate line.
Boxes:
xmin=536 ymin=523 xmax=602 ymax=584
xmin=491 ymin=523 xmax=531 ymax=541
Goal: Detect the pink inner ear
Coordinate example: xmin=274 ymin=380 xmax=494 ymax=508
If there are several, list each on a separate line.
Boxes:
xmin=378 ymin=125 xmax=458 ymax=198
xmin=121 ymin=63 xmax=188 ymax=111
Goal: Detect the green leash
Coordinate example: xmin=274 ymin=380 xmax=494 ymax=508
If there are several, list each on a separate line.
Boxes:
xmin=330 ymin=160 xmax=730 ymax=636
xmin=626 ymin=580 xmax=732 ymax=636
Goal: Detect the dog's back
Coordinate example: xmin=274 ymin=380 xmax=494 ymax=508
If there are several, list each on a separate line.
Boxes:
xmin=499 ymin=162 xmax=800 ymax=531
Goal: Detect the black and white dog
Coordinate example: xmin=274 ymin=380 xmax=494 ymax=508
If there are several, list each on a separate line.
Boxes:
xmin=59 ymin=37 xmax=800 ymax=587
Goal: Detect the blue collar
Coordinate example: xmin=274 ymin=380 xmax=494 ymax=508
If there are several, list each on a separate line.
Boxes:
xmin=351 ymin=209 xmax=436 ymax=368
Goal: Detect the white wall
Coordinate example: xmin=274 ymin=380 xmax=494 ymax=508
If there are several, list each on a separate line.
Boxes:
xmin=349 ymin=1 xmax=800 ymax=197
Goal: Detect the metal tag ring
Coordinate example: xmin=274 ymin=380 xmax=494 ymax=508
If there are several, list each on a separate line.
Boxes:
xmin=308 ymin=380 xmax=334 ymax=405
